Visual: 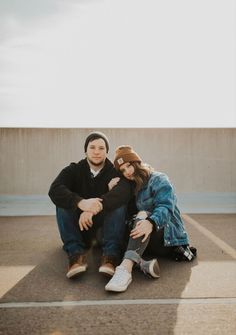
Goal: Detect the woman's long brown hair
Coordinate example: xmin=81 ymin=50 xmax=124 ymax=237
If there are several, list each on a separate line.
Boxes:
xmin=131 ymin=161 xmax=154 ymax=193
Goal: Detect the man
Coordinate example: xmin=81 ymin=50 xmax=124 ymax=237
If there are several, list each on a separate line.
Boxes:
xmin=48 ymin=131 xmax=132 ymax=279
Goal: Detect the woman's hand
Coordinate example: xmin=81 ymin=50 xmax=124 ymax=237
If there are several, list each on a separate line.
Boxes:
xmin=130 ymin=219 xmax=153 ymax=242
xmin=108 ymin=177 xmax=120 ymax=190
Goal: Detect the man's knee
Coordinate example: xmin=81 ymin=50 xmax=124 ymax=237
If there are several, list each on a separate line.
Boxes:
xmin=105 ymin=205 xmax=127 ymax=220
xmin=113 ymin=205 xmax=127 ymax=215
xmin=56 ymin=207 xmax=79 ymax=223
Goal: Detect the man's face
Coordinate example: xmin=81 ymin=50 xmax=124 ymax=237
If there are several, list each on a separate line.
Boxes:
xmin=86 ymin=138 xmax=107 ymax=167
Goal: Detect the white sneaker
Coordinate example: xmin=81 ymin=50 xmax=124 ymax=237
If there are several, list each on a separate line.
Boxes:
xmin=105 ymin=266 xmax=132 ymax=292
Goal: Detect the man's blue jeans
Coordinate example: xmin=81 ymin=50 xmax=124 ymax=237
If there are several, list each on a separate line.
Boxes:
xmin=56 ymin=206 xmax=127 ymax=259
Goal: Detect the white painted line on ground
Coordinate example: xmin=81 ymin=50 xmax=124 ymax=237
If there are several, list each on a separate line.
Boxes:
xmin=183 ymin=214 xmax=236 ymax=259
xmin=1 ymin=298 xmax=236 ymax=309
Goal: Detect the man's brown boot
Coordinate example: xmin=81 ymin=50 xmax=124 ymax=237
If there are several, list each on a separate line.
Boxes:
xmin=99 ymin=255 xmax=118 ymax=276
xmin=66 ymin=253 xmax=88 ymax=279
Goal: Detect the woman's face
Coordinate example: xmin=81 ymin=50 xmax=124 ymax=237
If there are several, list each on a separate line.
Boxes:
xmin=120 ymin=162 xmax=135 ymax=180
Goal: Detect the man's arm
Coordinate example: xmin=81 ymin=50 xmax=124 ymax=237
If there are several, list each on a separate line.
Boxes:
xmin=48 ymin=164 xmax=82 ymax=210
xmin=48 ymin=163 xmax=103 ymax=213
xmin=100 ymin=177 xmax=133 ymax=212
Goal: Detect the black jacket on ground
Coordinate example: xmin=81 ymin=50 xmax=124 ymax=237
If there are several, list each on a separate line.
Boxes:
xmin=48 ymin=158 xmax=133 ymax=212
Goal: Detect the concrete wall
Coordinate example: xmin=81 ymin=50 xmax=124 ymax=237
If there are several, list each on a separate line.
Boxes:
xmin=0 ymin=128 xmax=235 ymax=195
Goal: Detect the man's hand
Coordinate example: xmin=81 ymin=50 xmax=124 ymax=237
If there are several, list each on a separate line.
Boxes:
xmin=108 ymin=177 xmax=120 ymax=191
xmin=130 ymin=219 xmax=153 ymax=242
xmin=79 ymin=211 xmax=94 ymax=231
xmin=78 ymin=198 xmax=103 ymax=215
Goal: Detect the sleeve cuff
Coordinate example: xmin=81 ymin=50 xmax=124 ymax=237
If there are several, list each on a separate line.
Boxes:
xmin=74 ymin=196 xmax=83 ymax=210
xmin=147 ymin=217 xmax=157 ymax=231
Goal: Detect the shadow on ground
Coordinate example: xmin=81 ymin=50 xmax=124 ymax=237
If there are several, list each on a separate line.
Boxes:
xmin=0 ymin=215 xmax=236 ymax=334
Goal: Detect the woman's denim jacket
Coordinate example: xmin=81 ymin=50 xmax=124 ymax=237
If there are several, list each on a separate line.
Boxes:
xmin=136 ymin=171 xmax=189 ymax=247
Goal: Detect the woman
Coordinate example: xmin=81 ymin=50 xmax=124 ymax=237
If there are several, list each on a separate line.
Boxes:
xmin=105 ymin=145 xmax=196 ymax=292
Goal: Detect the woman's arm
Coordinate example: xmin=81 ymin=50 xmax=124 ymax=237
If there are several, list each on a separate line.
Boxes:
xmin=148 ymin=174 xmax=177 ymax=229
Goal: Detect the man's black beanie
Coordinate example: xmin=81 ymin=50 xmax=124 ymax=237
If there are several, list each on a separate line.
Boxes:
xmin=84 ymin=131 xmax=109 ymax=153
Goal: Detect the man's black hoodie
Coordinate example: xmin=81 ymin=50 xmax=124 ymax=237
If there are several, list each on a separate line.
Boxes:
xmin=48 ymin=158 xmax=133 ymax=212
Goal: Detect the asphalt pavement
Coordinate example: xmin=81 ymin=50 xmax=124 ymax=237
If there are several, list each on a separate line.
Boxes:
xmin=0 ymin=214 xmax=236 ymax=335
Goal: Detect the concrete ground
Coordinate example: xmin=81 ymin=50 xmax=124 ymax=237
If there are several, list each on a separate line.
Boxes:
xmin=0 ymin=214 xmax=236 ymax=335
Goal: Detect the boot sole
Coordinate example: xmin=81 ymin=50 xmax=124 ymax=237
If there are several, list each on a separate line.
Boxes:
xmin=66 ymin=265 xmax=87 ymax=279
xmin=99 ymin=266 xmax=115 ymax=277
xmin=148 ymin=259 xmax=160 ymax=278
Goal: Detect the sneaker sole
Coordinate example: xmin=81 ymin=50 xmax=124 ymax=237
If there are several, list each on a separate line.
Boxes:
xmin=149 ymin=259 xmax=160 ymax=278
xmin=105 ymin=277 xmax=132 ymax=292
xmin=66 ymin=265 xmax=87 ymax=279
xmin=99 ymin=266 xmax=115 ymax=277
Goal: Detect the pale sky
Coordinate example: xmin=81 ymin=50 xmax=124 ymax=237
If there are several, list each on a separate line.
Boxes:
xmin=0 ymin=0 xmax=235 ymax=127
